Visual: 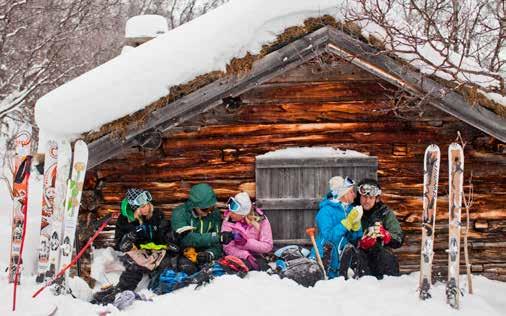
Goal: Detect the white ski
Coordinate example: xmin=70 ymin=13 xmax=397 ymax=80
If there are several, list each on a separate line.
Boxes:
xmin=45 ymin=140 xmax=72 ymax=280
xmin=8 ymin=124 xmax=32 ymax=283
xmin=446 ymin=143 xmax=464 ymax=309
xmin=36 ymin=140 xmax=59 ymax=283
xmin=419 ymin=144 xmax=440 ymax=299
xmin=60 ymin=140 xmax=88 ymax=286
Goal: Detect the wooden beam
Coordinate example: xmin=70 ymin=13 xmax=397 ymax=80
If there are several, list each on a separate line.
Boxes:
xmin=325 ymin=28 xmax=506 ymax=143
xmin=88 ymin=27 xmax=331 ymax=169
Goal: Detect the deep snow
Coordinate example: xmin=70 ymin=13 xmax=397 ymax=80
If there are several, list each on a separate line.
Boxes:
xmin=0 ymin=268 xmax=505 ymax=316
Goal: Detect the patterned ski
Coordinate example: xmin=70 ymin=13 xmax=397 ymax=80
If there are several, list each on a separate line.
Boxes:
xmin=36 ymin=140 xmax=59 ymax=283
xmin=8 ymin=124 xmax=32 ymax=283
xmin=59 ymin=140 xmax=88 ymax=285
xmin=45 ymin=140 xmax=72 ymax=281
xmin=419 ymin=144 xmax=440 ymax=299
xmin=446 ymin=143 xmax=464 ymax=309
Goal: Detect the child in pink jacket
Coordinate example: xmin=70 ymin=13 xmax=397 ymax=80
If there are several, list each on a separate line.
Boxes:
xmin=221 ymin=192 xmax=273 ymax=271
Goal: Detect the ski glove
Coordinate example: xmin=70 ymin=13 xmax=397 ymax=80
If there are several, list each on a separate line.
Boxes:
xmin=341 ymin=206 xmax=363 ymax=231
xmin=197 ymin=251 xmax=215 ymax=264
xmin=119 ymin=232 xmax=138 ymax=252
xmin=378 ymin=224 xmax=392 ymax=245
xmin=358 ymin=235 xmax=377 ymax=250
xmin=220 ymin=231 xmax=234 ymax=245
xmin=232 ymin=231 xmax=247 ymax=246
xmin=246 ymin=255 xmax=259 ymax=271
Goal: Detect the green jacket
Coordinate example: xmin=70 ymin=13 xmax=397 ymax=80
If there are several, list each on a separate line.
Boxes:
xmin=171 ymin=183 xmax=223 ymax=258
xmin=361 ymin=202 xmax=403 ymax=248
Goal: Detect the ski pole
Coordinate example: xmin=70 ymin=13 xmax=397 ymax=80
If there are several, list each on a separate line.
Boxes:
xmin=32 ymin=215 xmax=112 ymax=298
xmin=305 ymin=227 xmax=327 ymax=280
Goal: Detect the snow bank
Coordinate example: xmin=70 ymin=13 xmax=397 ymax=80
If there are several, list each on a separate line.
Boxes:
xmin=34 ymin=0 xmax=340 ymax=137
xmin=1 ymin=271 xmax=505 ymax=316
xmin=125 ymin=15 xmax=168 ymax=39
xmin=256 ymin=147 xmax=368 ymax=159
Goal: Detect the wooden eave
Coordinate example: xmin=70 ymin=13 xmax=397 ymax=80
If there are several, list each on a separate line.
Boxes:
xmin=87 ymin=26 xmax=506 ymax=169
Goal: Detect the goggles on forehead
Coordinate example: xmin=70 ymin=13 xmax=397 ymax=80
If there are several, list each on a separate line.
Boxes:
xmin=358 ymin=184 xmax=381 ymax=197
xmin=344 ymin=176 xmax=355 ymax=188
xmin=131 ymin=191 xmax=152 ymax=207
xmin=227 ymin=197 xmax=242 ymax=213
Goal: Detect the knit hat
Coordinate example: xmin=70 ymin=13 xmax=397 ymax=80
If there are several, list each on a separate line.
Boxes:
xmin=328 ymin=176 xmax=355 ymax=199
xmin=228 ymin=192 xmax=252 ymax=216
xmin=188 ymin=183 xmax=217 ymax=209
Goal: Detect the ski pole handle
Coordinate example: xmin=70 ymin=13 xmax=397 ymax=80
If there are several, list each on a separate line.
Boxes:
xmin=305 ymin=227 xmax=327 ymax=280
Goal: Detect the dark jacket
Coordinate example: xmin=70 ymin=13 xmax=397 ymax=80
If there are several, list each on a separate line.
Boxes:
xmin=114 ymin=203 xmax=170 ymax=250
xmin=361 ymin=201 xmax=403 ymax=248
xmin=171 ymin=202 xmax=223 ymax=258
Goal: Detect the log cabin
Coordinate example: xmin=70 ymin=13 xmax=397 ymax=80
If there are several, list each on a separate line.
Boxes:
xmin=35 ymin=5 xmax=506 ymax=285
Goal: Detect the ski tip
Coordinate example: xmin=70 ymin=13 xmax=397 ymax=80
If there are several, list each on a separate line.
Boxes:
xmin=448 ymin=143 xmax=463 ymax=151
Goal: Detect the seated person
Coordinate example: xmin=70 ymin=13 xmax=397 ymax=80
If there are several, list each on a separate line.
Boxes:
xmin=356 ymin=179 xmax=403 ymax=279
xmin=171 ymin=183 xmax=233 ymax=274
xmin=221 ymin=192 xmax=273 ymax=271
xmin=311 ymin=176 xmax=363 ymax=279
xmin=93 ymin=188 xmax=176 ymax=303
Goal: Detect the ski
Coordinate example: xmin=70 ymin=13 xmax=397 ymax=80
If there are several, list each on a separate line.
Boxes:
xmin=446 ymin=143 xmax=464 ymax=309
xmin=45 ymin=140 xmax=72 ymax=281
xmin=32 ymin=215 xmax=113 ymax=298
xmin=59 ymin=140 xmax=88 ymax=287
xmin=36 ymin=140 xmax=59 ymax=283
xmin=8 ymin=124 xmax=32 ymax=284
xmin=419 ymin=144 xmax=440 ymax=300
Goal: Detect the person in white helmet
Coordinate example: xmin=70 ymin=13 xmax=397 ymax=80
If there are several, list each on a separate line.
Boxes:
xmin=221 ymin=192 xmax=273 ymax=271
xmin=310 ymin=176 xmax=364 ymax=279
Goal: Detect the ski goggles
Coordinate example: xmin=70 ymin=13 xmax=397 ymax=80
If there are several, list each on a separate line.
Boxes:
xmin=226 ymin=197 xmax=242 ymax=213
xmin=358 ymin=184 xmax=382 ymax=197
xmin=131 ymin=191 xmax=152 ymax=207
xmin=343 ymin=176 xmax=355 ymax=188
xmin=330 ymin=177 xmax=355 ymax=199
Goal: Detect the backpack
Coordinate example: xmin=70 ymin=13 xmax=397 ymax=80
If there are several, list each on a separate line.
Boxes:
xmin=272 ymin=245 xmax=324 ymax=287
xmin=217 ymin=255 xmax=249 ymax=278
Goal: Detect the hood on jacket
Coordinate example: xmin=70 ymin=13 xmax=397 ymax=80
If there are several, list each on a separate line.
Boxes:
xmin=188 ymin=183 xmax=217 ymax=209
xmin=121 ymin=198 xmax=136 ymax=222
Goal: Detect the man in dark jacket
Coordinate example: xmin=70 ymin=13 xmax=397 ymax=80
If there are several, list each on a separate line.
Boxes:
xmin=171 ymin=183 xmax=234 ymax=274
xmin=356 ymin=179 xmax=403 ymax=279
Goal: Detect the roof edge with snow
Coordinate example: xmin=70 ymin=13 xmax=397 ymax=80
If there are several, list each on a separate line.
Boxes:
xmin=82 ymin=24 xmax=506 ymax=169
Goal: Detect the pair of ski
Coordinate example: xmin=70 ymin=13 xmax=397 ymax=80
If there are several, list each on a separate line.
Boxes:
xmin=34 ymin=138 xmax=89 ymax=293
xmin=419 ymin=143 xmax=464 ymax=309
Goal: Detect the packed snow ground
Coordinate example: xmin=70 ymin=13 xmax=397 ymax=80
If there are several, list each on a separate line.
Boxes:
xmin=1 ymin=182 xmax=506 ymax=315
xmin=0 ymin=267 xmax=505 ymax=316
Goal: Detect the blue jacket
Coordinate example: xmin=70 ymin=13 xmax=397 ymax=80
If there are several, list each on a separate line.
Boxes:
xmin=310 ymin=198 xmax=363 ymax=278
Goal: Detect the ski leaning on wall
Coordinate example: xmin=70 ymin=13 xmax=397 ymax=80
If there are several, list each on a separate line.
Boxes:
xmin=59 ymin=140 xmax=88 ymax=287
xmin=36 ymin=140 xmax=59 ymax=283
xmin=419 ymin=144 xmax=440 ymax=300
xmin=446 ymin=143 xmax=464 ymax=309
xmin=45 ymin=140 xmax=72 ymax=281
xmin=7 ymin=124 xmax=33 ymax=284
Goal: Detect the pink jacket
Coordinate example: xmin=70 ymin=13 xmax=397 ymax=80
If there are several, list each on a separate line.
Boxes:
xmin=221 ymin=209 xmax=273 ymax=260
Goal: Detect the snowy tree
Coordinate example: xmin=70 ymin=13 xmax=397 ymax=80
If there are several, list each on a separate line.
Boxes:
xmin=0 ymin=0 xmax=227 ymax=145
xmin=341 ymin=0 xmax=505 ymax=94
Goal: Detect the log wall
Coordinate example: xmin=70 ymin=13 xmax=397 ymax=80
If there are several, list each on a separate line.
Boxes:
xmin=81 ymin=55 xmax=506 ymax=282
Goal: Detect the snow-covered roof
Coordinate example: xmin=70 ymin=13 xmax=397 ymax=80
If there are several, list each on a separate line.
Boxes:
xmin=125 ymin=15 xmax=168 ymax=39
xmin=35 ymin=0 xmax=341 ymax=138
xmin=34 ymin=0 xmax=505 ymax=140
xmin=256 ymin=147 xmax=368 ymax=160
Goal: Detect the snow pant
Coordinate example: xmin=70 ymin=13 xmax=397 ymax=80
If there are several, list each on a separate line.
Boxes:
xmin=358 ymin=246 xmax=400 ymax=279
xmin=117 ymin=251 xmax=176 ymax=291
xmin=338 ymin=244 xmax=371 ymax=279
xmin=244 ymin=254 xmax=270 ymax=271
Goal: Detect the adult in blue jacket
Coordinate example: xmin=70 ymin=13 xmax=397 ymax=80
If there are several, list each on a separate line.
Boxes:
xmin=311 ymin=176 xmax=363 ymax=279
